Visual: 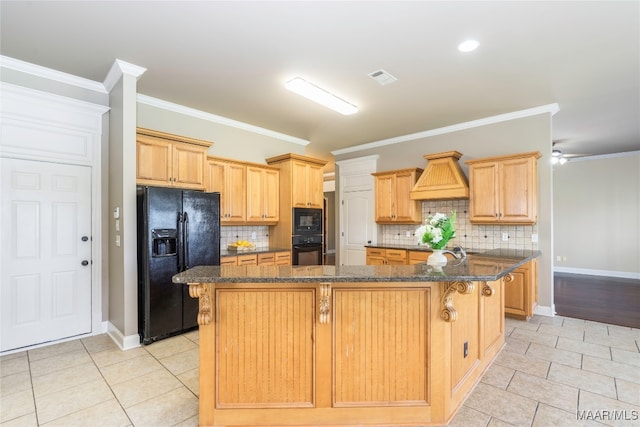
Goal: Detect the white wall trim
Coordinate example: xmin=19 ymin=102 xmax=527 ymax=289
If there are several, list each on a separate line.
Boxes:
xmin=535 ymin=305 xmax=556 ymax=317
xmin=0 ymin=55 xmax=108 ymax=94
xmin=103 ymin=59 xmax=147 ymax=92
xmin=331 ymin=103 xmax=560 ymax=156
xmin=107 ymin=322 xmax=141 ymax=351
xmin=137 ymin=94 xmax=310 ymax=147
xmin=554 ymin=267 xmax=640 ymax=280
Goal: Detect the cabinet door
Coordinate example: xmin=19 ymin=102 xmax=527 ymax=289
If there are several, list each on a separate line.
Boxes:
xmin=408 ymin=251 xmax=429 ymax=265
xmin=136 ymin=137 xmax=172 ymax=186
xmin=500 ymin=157 xmax=536 ymax=224
xmin=291 ymin=161 xmax=310 ymax=208
xmin=469 ymin=162 xmax=499 ymax=223
xmin=173 ymin=142 xmax=206 ymax=189
xmin=257 ymin=253 xmax=276 ymax=266
xmin=374 ymin=175 xmax=395 ymax=222
xmin=237 ymin=254 xmax=258 ymax=266
xmin=220 ymin=256 xmax=238 ymax=266
xmin=262 ymin=168 xmax=280 ymax=222
xmin=275 ymin=251 xmax=291 ymax=265
xmin=504 ymin=267 xmax=527 ymax=317
xmin=394 ymin=171 xmax=421 ymax=223
xmin=246 ymin=166 xmax=265 ymax=222
xmin=307 ymin=163 xmax=325 ymax=209
xmin=226 ymin=162 xmax=247 ymax=223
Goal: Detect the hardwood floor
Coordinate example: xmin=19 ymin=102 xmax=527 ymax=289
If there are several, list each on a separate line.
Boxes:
xmin=554 ymin=272 xmax=640 ymax=328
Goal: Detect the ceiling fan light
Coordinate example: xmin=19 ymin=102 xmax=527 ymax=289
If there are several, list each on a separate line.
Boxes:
xmin=551 ymin=157 xmax=559 ymax=165
xmin=285 ymin=77 xmax=358 ymax=115
xmin=552 ymin=149 xmax=562 ymax=157
xmin=458 ymin=39 xmax=480 ymax=52
xmin=558 ymin=157 xmax=568 ymax=165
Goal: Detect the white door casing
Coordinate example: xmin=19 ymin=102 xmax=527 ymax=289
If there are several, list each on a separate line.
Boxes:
xmin=1 ymin=158 xmax=93 ymax=351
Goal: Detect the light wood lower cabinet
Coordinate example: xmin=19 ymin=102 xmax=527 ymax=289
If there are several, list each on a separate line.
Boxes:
xmin=365 ymin=247 xmax=407 ymax=265
xmin=190 ymin=279 xmax=504 ymax=426
xmin=222 ymin=251 xmax=291 ymax=267
xmin=504 ymin=259 xmax=538 ymax=319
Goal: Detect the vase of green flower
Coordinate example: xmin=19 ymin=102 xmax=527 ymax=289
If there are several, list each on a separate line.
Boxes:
xmin=414 ymin=211 xmax=456 ymax=268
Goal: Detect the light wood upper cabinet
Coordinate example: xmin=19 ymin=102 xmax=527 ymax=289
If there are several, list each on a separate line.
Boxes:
xmin=466 ymin=152 xmax=541 ymax=224
xmin=291 ymin=160 xmax=325 ymax=208
xmin=206 ymin=157 xmax=246 ymax=224
xmin=246 ymin=165 xmax=279 ymax=224
xmin=372 ymin=168 xmax=423 ymax=224
xmin=136 ymin=128 xmax=211 ymax=190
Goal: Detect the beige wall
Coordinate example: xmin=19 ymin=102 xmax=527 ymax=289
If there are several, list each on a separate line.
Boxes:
xmin=334 ymin=114 xmax=555 ymax=312
xmin=137 ymin=103 xmax=305 ymax=164
xmin=553 ymin=153 xmax=640 ymax=276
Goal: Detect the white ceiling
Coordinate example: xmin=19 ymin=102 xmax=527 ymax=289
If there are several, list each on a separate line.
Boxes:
xmin=1 ymin=1 xmax=638 ymax=169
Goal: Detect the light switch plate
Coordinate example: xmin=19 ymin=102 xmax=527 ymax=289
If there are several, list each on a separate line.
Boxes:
xmin=502 ymin=232 xmax=509 ymax=241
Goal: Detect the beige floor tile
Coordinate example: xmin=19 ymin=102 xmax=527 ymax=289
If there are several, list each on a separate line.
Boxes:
xmin=607 ymin=325 xmax=640 ymax=340
xmin=537 ymin=323 xmax=585 ymax=340
xmin=81 ymin=334 xmax=120 ymax=354
xmin=40 ymin=398 xmax=131 ymax=427
xmin=547 ymin=363 xmax=617 ymax=399
xmin=29 ymin=350 xmax=92 ymax=377
xmin=582 ymin=355 xmax=640 ymax=384
xmin=616 ymin=378 xmax=640 ymax=406
xmin=578 ymin=390 xmax=640 ymax=427
xmin=0 ymin=389 xmax=35 ymax=424
xmin=584 ymin=330 xmax=638 ymax=352
xmin=27 ymin=340 xmax=85 ymax=362
xmin=486 ymin=417 xmax=517 ymax=427
xmin=530 ymin=314 xmax=566 ymax=326
xmin=583 ymin=321 xmax=612 ymax=334
xmin=533 ymin=403 xmax=603 ymax=427
xmin=110 ymin=368 xmax=183 ymax=408
xmin=159 ymin=348 xmax=199 ymax=376
xmin=177 ymin=367 xmax=199 ymax=397
xmin=503 ymin=336 xmax=531 ymax=355
xmin=464 ymin=382 xmax=538 ymax=426
xmin=99 ymin=353 xmax=164 ymax=386
xmin=525 ymin=342 xmax=582 ymax=368
xmin=0 ymin=354 xmax=29 ymax=377
xmin=507 ymin=371 xmax=579 ymax=413
xmin=182 ymin=329 xmax=199 ymax=343
xmin=480 ymin=363 xmax=515 ymax=390
xmin=90 ymin=346 xmax=148 ymax=368
xmin=494 ymin=351 xmax=550 ymax=378
xmin=0 ymin=412 xmax=38 ymax=427
xmin=556 ymin=336 xmax=612 ymax=360
xmin=172 ymin=414 xmax=199 ymax=427
xmin=144 ymin=335 xmax=197 ymax=360
xmin=610 ymin=348 xmax=640 ymax=368
xmin=510 ymin=328 xmax=559 ymax=347
xmin=505 ymin=318 xmax=540 ymax=331
xmin=0 ymin=371 xmax=31 ymax=397
xmin=125 ymin=386 xmax=198 ymax=427
xmin=32 ymin=361 xmax=102 ymax=398
xmin=35 ymin=378 xmax=114 ymax=424
xmin=448 ymin=405 xmax=492 ymax=427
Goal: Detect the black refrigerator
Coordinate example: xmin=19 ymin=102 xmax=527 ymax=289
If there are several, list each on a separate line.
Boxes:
xmin=137 ymin=186 xmax=220 ymax=345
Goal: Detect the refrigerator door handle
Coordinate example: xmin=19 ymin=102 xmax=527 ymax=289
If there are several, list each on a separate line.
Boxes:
xmin=183 ymin=211 xmax=190 ymax=270
xmin=177 ymin=212 xmax=184 ymax=271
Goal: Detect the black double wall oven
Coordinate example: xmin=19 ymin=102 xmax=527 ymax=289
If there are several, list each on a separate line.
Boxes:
xmin=292 ymin=208 xmax=323 ymax=265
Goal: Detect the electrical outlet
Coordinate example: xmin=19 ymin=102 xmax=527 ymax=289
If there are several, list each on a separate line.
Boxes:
xmin=556 ymin=255 xmax=562 ymax=262
xmin=463 ymin=341 xmax=468 ymax=358
xmin=251 ymin=232 xmax=257 ymax=240
xmin=502 ymin=232 xmax=509 ymax=241
xmin=405 ymin=231 xmax=411 ymax=238
xmin=531 ymin=233 xmax=538 ymax=243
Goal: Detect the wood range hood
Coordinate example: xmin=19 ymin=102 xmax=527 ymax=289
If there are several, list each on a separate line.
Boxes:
xmin=410 ymin=150 xmax=470 ymax=200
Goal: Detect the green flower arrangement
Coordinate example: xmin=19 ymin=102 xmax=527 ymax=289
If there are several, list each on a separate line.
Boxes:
xmin=415 ymin=211 xmax=456 ymax=250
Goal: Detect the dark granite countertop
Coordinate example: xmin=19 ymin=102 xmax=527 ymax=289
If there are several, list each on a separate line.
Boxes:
xmin=173 ymin=250 xmax=541 ymax=284
xmin=220 ymin=247 xmax=291 ymax=257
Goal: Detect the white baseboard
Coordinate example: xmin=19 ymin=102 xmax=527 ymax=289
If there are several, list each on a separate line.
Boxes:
xmin=107 ymin=322 xmax=141 ymax=351
xmin=535 ymin=305 xmax=556 ymax=317
xmin=554 ymin=267 xmax=640 ymax=280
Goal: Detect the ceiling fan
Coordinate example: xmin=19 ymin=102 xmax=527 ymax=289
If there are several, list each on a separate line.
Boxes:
xmin=551 ymin=140 xmax=589 ymax=165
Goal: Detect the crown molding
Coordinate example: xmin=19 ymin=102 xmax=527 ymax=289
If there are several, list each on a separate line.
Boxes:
xmin=331 ymin=103 xmax=560 ymax=156
xmin=137 ymin=94 xmax=310 ymax=146
xmin=0 ymin=55 xmax=108 ymax=94
xmin=103 ymin=59 xmax=147 ymax=92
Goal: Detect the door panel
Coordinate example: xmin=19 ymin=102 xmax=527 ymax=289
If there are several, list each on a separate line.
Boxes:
xmin=342 ymin=190 xmax=374 ymax=265
xmin=1 ymin=158 xmax=92 ymax=351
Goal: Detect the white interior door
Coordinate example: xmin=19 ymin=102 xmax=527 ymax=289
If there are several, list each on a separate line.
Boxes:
xmin=1 ymin=158 xmax=92 ymax=352
xmin=341 ymin=190 xmax=375 ymax=265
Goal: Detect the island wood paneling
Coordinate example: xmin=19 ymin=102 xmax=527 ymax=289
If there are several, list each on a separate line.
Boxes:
xmin=333 ymin=289 xmax=429 ymax=406
xmin=216 ymin=289 xmax=315 ymax=408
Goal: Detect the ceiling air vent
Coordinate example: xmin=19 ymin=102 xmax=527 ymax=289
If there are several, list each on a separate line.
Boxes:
xmin=368 ymin=69 xmax=397 ymax=86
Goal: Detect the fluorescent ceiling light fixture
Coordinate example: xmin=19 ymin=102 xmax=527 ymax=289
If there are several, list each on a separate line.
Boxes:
xmin=285 ymin=77 xmax=358 ymax=115
xmin=458 ymin=39 xmax=480 ymax=52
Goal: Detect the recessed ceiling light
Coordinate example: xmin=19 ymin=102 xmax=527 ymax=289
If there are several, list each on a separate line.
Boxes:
xmin=458 ymin=39 xmax=480 ymax=53
xmin=284 ymin=77 xmax=358 ymax=115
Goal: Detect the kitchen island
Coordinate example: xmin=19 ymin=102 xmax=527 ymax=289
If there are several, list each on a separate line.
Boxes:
xmin=173 ymin=250 xmax=539 ymax=427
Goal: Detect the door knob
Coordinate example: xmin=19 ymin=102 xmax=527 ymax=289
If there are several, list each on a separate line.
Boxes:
xmin=81 ymin=236 xmax=89 ymax=242
xmin=81 ymin=260 xmax=89 ymax=266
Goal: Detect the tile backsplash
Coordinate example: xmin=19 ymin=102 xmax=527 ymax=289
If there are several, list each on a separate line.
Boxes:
xmin=381 ymin=200 xmax=539 ymax=251
xmin=221 ymin=225 xmax=270 ymax=249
